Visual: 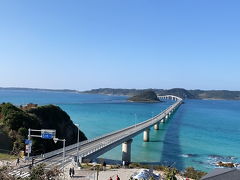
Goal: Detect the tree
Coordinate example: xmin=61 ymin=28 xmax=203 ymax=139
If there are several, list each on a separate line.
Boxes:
xmin=28 ymin=163 xmax=62 ymax=180
xmin=164 ymin=167 xmax=177 ymax=180
xmin=29 ymin=163 xmax=45 ymax=180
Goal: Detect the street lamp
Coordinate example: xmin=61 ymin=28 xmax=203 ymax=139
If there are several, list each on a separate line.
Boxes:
xmin=74 ymin=123 xmax=80 ymax=165
xmin=53 ymin=138 xmax=66 ymax=173
xmin=134 ymin=113 xmax=137 ymax=128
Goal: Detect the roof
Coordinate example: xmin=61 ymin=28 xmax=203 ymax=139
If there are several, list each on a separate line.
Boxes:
xmin=201 ymin=168 xmax=240 ymax=180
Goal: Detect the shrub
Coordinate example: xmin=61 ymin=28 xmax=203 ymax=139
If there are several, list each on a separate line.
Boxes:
xmin=183 ymin=167 xmax=207 ymax=180
xmin=0 ymin=166 xmax=17 ymax=180
xmin=164 ymin=167 xmax=178 ymax=180
xmin=29 ymin=163 xmax=62 ymax=180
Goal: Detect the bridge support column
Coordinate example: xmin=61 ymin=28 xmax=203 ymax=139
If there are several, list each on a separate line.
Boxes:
xmin=143 ymin=128 xmax=150 ymax=142
xmin=154 ymin=122 xmax=160 ymax=130
xmin=165 ymin=114 xmax=169 ymax=120
xmin=122 ymin=139 xmax=133 ymax=165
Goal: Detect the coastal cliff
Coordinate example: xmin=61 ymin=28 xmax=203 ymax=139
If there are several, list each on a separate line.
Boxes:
xmin=0 ymin=103 xmax=87 ymax=155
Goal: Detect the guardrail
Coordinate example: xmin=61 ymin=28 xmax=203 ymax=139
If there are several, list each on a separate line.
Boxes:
xmin=35 ymin=96 xmax=182 ymax=163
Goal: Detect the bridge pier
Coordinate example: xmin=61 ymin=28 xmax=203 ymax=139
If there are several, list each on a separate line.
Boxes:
xmin=143 ymin=128 xmax=150 ymax=142
xmin=154 ymin=122 xmax=160 ymax=130
xmin=122 ymin=139 xmax=133 ymax=164
xmin=165 ymin=114 xmax=169 ymax=119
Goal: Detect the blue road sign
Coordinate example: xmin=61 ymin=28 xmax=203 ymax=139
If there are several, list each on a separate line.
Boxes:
xmin=25 ymin=139 xmax=32 ymax=145
xmin=41 ymin=133 xmax=53 ymax=139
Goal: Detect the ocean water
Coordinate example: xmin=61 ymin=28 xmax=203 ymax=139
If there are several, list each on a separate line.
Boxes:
xmin=0 ymin=89 xmax=239 ymax=172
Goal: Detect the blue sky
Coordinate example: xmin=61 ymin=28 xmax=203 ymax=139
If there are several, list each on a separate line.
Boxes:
xmin=0 ymin=0 xmax=239 ymax=90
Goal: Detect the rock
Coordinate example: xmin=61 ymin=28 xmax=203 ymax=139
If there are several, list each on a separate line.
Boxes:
xmin=217 ymin=161 xmax=235 ymax=168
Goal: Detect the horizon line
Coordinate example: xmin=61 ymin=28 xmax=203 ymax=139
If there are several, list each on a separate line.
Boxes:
xmin=0 ymin=86 xmax=239 ymax=92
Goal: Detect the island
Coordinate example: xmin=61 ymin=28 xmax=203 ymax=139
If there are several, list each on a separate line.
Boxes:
xmin=82 ymin=88 xmax=240 ymax=100
xmin=1 ymin=87 xmax=240 ymax=100
xmin=128 ymin=90 xmax=160 ymax=102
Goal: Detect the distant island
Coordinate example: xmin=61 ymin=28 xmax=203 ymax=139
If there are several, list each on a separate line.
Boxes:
xmin=0 ymin=87 xmax=78 ymax=93
xmin=128 ymin=90 xmax=160 ymax=102
xmin=1 ymin=87 xmax=240 ymax=100
xmin=83 ymin=88 xmax=240 ymax=100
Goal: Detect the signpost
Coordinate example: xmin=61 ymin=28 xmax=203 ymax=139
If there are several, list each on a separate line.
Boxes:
xmin=25 ymin=144 xmax=31 ymax=154
xmin=27 ymin=128 xmax=56 ymax=160
xmin=25 ymin=139 xmax=32 ymax=145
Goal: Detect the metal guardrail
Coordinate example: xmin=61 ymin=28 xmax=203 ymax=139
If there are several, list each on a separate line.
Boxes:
xmin=79 ymin=99 xmax=183 ymax=158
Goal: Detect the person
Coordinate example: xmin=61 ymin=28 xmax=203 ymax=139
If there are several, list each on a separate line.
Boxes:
xmin=31 ymin=158 xmax=34 ymax=166
xmin=122 ymin=161 xmax=125 ymax=168
xmin=116 ymin=175 xmax=120 ymax=180
xmin=23 ymin=156 xmax=26 ymax=163
xmin=72 ymin=167 xmax=75 ymax=177
xmin=109 ymin=177 xmax=113 ymax=180
xmin=69 ymin=168 xmax=72 ymax=177
xmin=103 ymin=161 xmax=106 ymax=171
xmin=16 ymin=158 xmax=20 ymax=166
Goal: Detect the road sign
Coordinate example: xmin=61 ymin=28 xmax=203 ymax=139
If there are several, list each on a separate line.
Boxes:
xmin=25 ymin=139 xmax=32 ymax=145
xmin=41 ymin=133 xmax=53 ymax=139
xmin=41 ymin=129 xmax=56 ymax=139
xmin=25 ymin=144 xmax=31 ymax=153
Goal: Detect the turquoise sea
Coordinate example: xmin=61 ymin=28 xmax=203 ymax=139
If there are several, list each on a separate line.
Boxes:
xmin=0 ymin=89 xmax=240 ymax=172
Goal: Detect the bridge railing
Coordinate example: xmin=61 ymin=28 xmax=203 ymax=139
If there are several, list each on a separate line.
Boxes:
xmin=81 ymin=100 xmax=183 ymax=158
xmin=81 ymin=100 xmax=183 ymax=156
xmin=36 ymin=97 xmax=182 ymax=161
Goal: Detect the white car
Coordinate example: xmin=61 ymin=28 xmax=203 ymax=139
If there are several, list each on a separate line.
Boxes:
xmin=131 ymin=169 xmax=160 ymax=180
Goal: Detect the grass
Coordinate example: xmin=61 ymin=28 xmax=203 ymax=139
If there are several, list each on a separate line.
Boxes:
xmin=0 ymin=153 xmax=17 ymax=160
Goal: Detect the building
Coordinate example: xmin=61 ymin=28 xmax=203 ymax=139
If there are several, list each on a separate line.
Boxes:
xmin=201 ymin=168 xmax=240 ymax=180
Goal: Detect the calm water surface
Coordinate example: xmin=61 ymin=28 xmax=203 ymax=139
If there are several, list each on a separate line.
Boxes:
xmin=0 ymin=89 xmax=239 ymax=172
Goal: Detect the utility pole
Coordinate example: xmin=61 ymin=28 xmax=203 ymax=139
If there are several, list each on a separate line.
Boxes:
xmin=134 ymin=113 xmax=137 ymax=128
xmin=74 ymin=123 xmax=80 ymax=165
xmin=27 ymin=128 xmax=31 ymax=160
xmin=53 ymin=138 xmax=66 ymax=179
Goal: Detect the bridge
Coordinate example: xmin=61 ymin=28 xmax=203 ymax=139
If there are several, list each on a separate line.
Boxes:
xmin=9 ymin=95 xmax=183 ymax=178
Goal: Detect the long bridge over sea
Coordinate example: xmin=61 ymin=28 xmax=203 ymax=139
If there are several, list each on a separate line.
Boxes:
xmin=9 ymin=95 xmax=183 ymax=178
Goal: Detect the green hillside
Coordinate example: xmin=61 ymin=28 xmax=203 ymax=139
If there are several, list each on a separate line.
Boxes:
xmin=0 ymin=103 xmax=87 ymax=155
